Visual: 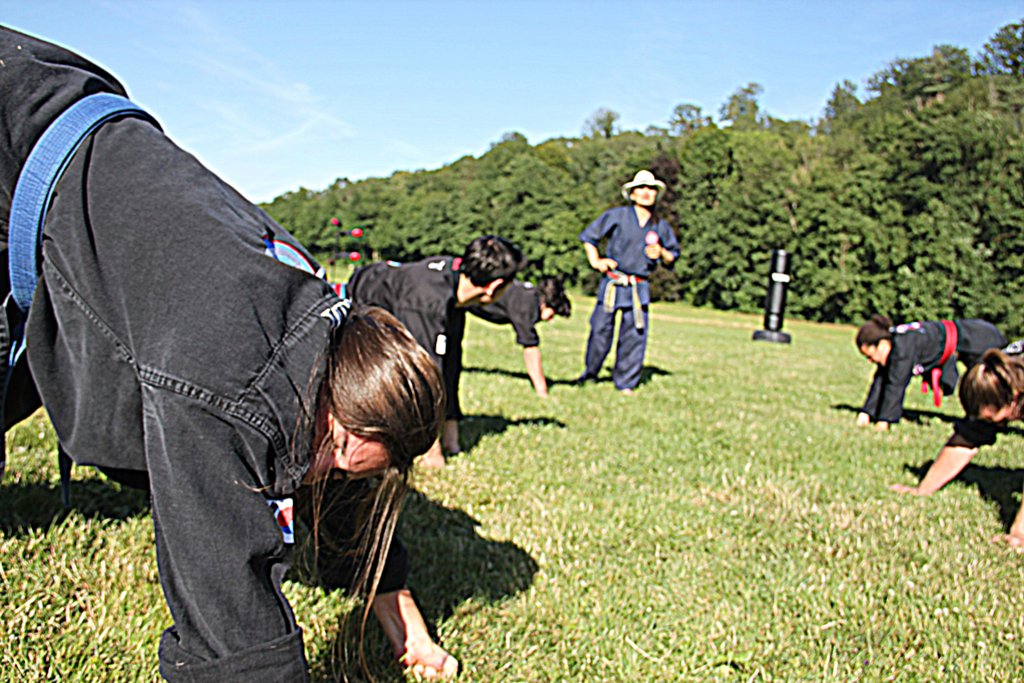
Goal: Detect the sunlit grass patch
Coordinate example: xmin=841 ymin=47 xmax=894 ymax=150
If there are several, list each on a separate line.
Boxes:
xmin=3 ymin=300 xmax=1023 ymax=681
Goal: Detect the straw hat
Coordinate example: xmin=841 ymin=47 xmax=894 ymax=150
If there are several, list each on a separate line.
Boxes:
xmin=621 ymin=169 xmax=666 ymax=199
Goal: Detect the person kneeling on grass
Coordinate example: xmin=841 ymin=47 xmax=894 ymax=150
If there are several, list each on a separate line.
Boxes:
xmin=890 ymin=345 xmax=1024 ymax=549
xmin=0 ymin=27 xmax=455 ymax=681
xmin=854 ymin=314 xmax=1007 ymax=431
xmin=463 ymin=277 xmax=572 ymax=398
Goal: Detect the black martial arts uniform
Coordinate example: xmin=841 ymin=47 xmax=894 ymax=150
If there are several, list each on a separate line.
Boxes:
xmin=469 ymin=280 xmax=543 ymax=347
xmin=0 ymin=26 xmax=406 ymax=682
xmin=346 ymin=257 xmax=465 ymax=420
xmin=862 ymin=319 xmax=1007 ymax=424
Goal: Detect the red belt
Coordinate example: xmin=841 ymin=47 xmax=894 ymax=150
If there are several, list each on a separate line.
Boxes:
xmin=607 ymin=271 xmax=647 ymax=285
xmin=921 ymin=320 xmax=957 ymax=407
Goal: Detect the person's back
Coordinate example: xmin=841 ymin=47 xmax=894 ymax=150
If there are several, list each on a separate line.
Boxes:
xmin=347 ymin=257 xmax=460 ymax=364
xmin=0 ymin=27 xmax=463 ymax=682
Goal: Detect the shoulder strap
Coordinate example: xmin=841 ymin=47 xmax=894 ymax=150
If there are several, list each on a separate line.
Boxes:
xmin=9 ymin=93 xmax=158 ymax=313
xmin=2 ymin=93 xmax=157 ymax=487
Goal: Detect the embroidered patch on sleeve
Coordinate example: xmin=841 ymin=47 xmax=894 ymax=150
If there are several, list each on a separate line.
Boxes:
xmin=266 ymin=497 xmax=295 ymax=544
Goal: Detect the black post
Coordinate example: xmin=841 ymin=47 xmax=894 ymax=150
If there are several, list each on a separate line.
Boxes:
xmin=752 ymin=249 xmax=792 ymax=344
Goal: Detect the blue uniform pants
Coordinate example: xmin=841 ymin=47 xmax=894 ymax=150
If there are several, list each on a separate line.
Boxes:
xmin=583 ymin=302 xmax=649 ymax=390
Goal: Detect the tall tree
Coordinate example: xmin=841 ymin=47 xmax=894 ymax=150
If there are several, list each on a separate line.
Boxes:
xmin=820 ymin=79 xmax=861 ymax=133
xmin=719 ymin=83 xmax=765 ymax=130
xmin=583 ymin=108 xmax=621 ymax=139
xmin=976 ymin=20 xmax=1024 ymax=76
xmin=669 ymin=103 xmax=712 ymax=136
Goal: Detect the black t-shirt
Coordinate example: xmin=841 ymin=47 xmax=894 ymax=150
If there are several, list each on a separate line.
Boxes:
xmin=469 ymin=280 xmax=541 ymax=347
xmin=949 ymin=338 xmax=1024 ymax=447
xmin=951 ymin=418 xmax=1002 ymax=448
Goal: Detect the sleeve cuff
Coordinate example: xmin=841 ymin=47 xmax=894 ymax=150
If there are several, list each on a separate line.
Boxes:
xmin=159 ymin=628 xmax=308 ymax=683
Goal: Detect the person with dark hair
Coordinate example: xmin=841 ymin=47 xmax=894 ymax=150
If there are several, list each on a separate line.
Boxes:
xmin=466 ymin=276 xmax=571 ymax=398
xmin=576 ymin=170 xmax=680 ymax=395
xmin=890 ymin=344 xmax=1024 ymax=550
xmin=345 ymin=235 xmax=526 ymax=465
xmin=855 ymin=314 xmax=1007 ymax=430
xmin=0 ymin=26 xmax=456 ymax=681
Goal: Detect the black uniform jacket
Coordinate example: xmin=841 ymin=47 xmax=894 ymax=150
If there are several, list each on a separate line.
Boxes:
xmin=346 ymin=256 xmax=463 ymax=418
xmin=0 ymin=26 xmax=406 ymax=682
xmin=862 ymin=319 xmax=1007 ymax=424
xmin=469 ymin=280 xmax=541 ymax=347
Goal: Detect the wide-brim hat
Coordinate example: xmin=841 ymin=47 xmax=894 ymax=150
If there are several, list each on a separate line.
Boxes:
xmin=621 ymin=169 xmax=666 ymax=199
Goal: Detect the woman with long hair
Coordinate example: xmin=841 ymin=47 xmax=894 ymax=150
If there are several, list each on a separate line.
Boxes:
xmin=0 ymin=26 xmax=456 ymax=681
xmin=891 ymin=346 xmax=1024 ymax=549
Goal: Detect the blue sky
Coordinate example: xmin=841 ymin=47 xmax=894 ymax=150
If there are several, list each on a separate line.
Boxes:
xmin=4 ymin=1 xmax=1020 ymax=203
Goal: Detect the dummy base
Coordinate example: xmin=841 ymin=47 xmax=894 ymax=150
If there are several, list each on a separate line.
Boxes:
xmin=753 ymin=329 xmax=791 ymax=344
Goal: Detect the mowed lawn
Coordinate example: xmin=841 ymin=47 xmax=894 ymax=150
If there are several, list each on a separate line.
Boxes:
xmin=2 ymin=298 xmax=1023 ymax=682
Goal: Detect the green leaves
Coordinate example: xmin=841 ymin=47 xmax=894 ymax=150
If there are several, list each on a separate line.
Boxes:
xmin=261 ymin=19 xmax=1024 ymax=335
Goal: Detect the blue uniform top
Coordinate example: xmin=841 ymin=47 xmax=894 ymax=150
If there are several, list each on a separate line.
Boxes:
xmin=578 ymin=205 xmax=680 ymax=309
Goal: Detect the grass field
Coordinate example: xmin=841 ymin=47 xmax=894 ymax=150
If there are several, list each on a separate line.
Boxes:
xmin=2 ymin=298 xmax=1024 ymax=682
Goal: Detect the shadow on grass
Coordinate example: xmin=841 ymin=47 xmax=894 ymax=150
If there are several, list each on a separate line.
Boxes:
xmin=832 ymin=402 xmax=960 ymax=425
xmin=457 ymin=413 xmax=566 ymax=453
xmin=463 ymin=364 xmax=585 ymax=389
xmin=305 ymin=490 xmax=538 ymax=682
xmin=903 ymin=460 xmax=1024 ymax=529
xmin=0 ymin=476 xmax=150 ymax=537
xmin=460 ymin=362 xmax=667 ymax=389
xmin=400 ymin=491 xmax=538 ymax=618
xmin=638 ymin=364 xmax=671 ymax=387
xmin=558 ymin=363 xmax=672 ymax=389
xmin=834 ymin=402 xmax=1024 ymax=437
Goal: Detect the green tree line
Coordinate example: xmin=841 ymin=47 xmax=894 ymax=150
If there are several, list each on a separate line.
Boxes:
xmin=262 ymin=21 xmax=1024 ymax=334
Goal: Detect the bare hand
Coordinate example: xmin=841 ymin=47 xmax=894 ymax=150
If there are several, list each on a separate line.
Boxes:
xmin=991 ymin=532 xmax=1024 ymax=552
xmin=400 ymin=639 xmax=459 ymax=680
xmin=644 ymin=243 xmax=662 ymax=260
xmin=889 ymin=483 xmax=920 ymax=495
xmin=855 ymin=412 xmax=871 ymax=428
xmin=593 ymin=257 xmax=618 ymax=274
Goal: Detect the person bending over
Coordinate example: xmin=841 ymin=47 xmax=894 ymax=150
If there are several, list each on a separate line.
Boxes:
xmin=855 ymin=314 xmax=1006 ymax=431
xmin=465 ymin=277 xmax=571 ymax=398
xmin=345 ymin=236 xmax=526 ymax=466
xmin=891 ymin=346 xmax=1024 ymax=549
xmin=0 ymin=27 xmax=455 ymax=681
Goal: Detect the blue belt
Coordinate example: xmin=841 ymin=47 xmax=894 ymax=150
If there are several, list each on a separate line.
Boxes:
xmin=2 ymin=93 xmax=158 ymax=490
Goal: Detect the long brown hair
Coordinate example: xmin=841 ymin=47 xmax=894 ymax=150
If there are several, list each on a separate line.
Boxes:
xmin=959 ymin=348 xmax=1024 ymax=418
xmin=303 ymin=305 xmax=444 ymax=676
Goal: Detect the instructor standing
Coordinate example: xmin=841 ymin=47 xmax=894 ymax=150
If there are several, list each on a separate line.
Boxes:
xmin=576 ymin=170 xmax=680 ymax=395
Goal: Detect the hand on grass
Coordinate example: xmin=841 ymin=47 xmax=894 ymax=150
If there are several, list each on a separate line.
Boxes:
xmin=400 ymin=639 xmax=459 ymax=680
xmin=990 ymin=532 xmax=1024 ymax=552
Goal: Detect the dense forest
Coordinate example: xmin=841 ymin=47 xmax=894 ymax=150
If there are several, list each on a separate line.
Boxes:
xmin=263 ymin=21 xmax=1024 ymax=334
